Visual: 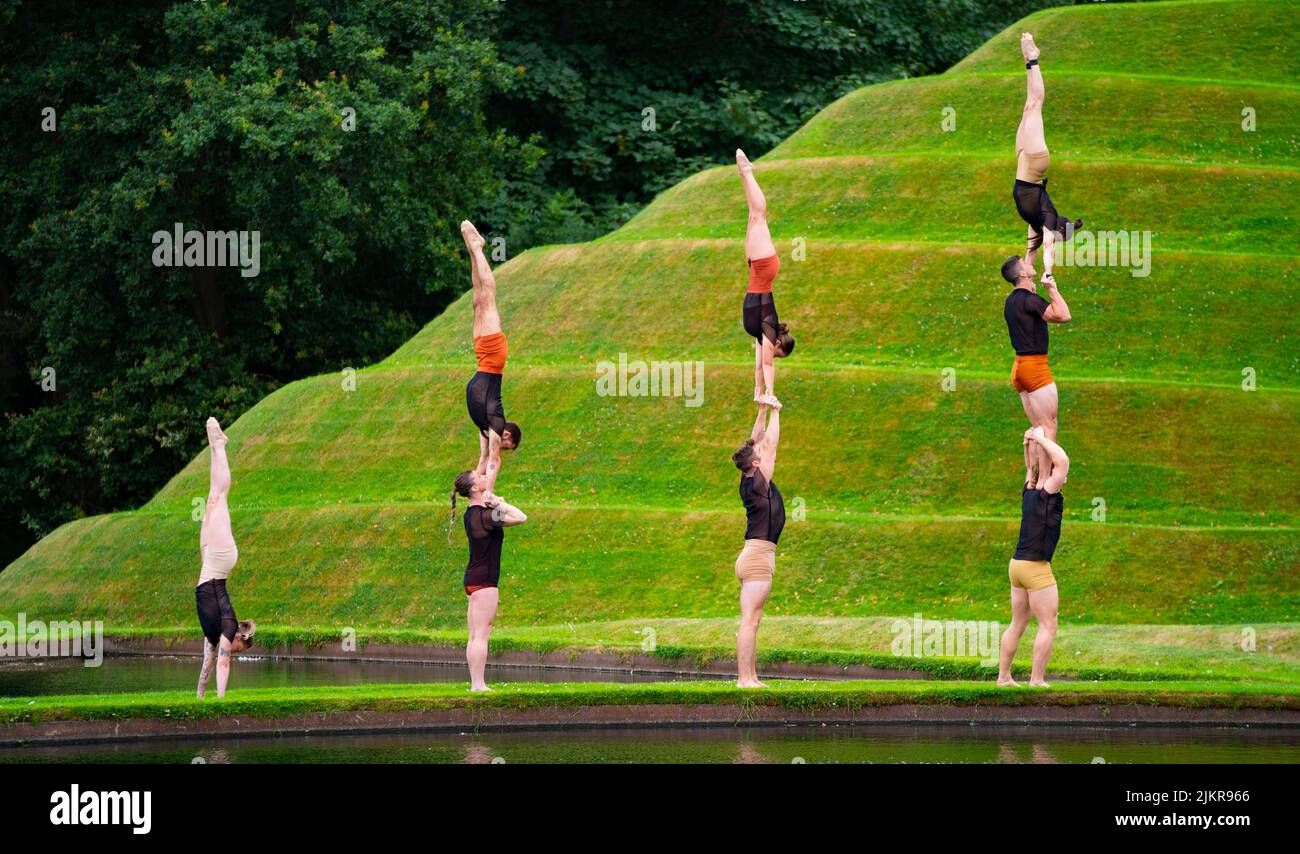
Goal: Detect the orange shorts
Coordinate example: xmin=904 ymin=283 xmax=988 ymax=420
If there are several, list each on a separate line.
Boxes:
xmin=747 ymin=254 xmax=780 ymax=294
xmin=1011 ymin=354 xmax=1053 ymax=393
xmin=474 ymin=331 xmax=508 ymax=375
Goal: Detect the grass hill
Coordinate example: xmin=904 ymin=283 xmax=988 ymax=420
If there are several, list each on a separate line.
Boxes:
xmin=3 ymin=0 xmax=1296 ymax=650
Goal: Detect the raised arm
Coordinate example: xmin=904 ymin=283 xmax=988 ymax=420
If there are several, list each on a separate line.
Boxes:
xmin=749 ymin=402 xmax=769 ymax=444
xmin=1031 ymin=426 xmax=1069 ymax=493
xmin=760 ymin=407 xmax=780 ymax=480
xmin=485 ymin=495 xmax=527 ymax=527
xmin=1041 ymin=278 xmax=1071 ymax=323
xmin=1023 ymin=429 xmax=1038 ymax=487
xmin=482 ymin=430 xmax=503 ymax=495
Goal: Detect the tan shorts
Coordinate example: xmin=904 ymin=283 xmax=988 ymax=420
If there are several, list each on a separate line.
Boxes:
xmin=198 ymin=544 xmax=238 ymax=584
xmin=735 ymin=539 xmax=776 ymax=583
xmin=1009 ymin=558 xmax=1056 ymax=592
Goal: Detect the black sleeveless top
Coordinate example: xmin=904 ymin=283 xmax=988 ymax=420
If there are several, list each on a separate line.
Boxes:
xmin=1014 ymin=487 xmax=1063 ymax=562
xmin=463 ymin=505 xmax=504 ymax=588
xmin=740 ymin=470 xmax=785 ymax=545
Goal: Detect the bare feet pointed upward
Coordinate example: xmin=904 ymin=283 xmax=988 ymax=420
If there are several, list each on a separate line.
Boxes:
xmin=205 ymin=417 xmax=227 ymax=448
xmin=1021 ymin=32 xmax=1040 ymax=62
xmin=460 ymin=220 xmax=485 ymax=253
xmin=735 ymin=148 xmax=754 ymax=176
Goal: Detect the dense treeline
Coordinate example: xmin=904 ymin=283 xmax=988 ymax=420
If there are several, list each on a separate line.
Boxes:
xmin=0 ymin=0 xmax=1064 ymax=563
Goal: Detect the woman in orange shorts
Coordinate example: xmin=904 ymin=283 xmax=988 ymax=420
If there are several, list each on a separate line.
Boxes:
xmin=460 ymin=221 xmax=521 ymax=498
xmin=736 ymin=149 xmax=794 ymax=408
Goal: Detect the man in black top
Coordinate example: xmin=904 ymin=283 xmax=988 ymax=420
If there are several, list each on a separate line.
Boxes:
xmin=997 ymin=426 xmax=1068 ymax=689
xmin=1000 ymin=254 xmax=1071 ymax=482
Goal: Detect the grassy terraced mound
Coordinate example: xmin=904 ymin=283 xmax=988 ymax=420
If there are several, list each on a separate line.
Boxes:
xmin=2 ymin=0 xmax=1297 ymax=645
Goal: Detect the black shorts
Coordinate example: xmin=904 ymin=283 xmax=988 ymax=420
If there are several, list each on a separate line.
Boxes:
xmin=1013 ymin=179 xmax=1065 ymax=235
xmin=742 ymin=292 xmax=779 ymax=344
xmin=195 ymin=579 xmax=239 ymax=647
xmin=466 ymin=371 xmax=506 ymax=438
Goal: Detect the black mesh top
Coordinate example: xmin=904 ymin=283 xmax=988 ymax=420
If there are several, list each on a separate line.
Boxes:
xmin=462 ymin=505 xmax=504 ymax=588
xmin=740 ymin=470 xmax=785 ymax=545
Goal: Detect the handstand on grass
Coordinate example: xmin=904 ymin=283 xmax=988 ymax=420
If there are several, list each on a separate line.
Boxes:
xmin=195 ymin=417 xmax=255 ymax=699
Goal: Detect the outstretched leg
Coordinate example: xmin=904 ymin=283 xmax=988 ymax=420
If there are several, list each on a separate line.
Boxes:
xmin=203 ymin=418 xmax=234 ymax=550
xmin=736 ymin=150 xmax=777 ymax=261
xmin=736 ymin=579 xmax=771 ymax=687
xmin=467 ymin=587 xmax=499 ymax=692
xmin=461 ymin=221 xmax=501 ymax=338
xmin=1015 ymin=33 xmax=1046 ymax=157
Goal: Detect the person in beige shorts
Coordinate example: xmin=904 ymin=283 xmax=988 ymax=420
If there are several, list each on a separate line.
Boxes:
xmin=997 ymin=426 xmax=1068 ymax=688
xmin=731 ymin=399 xmax=785 ymax=688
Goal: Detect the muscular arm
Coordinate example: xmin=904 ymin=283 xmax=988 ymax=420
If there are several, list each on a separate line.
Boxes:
xmin=1023 ymin=431 xmax=1037 ymax=487
xmin=1040 ymin=228 xmax=1057 ymax=280
xmin=483 ymin=430 xmax=502 ymax=495
xmin=753 ymin=341 xmax=764 ymax=401
xmin=760 ymin=408 xmax=780 ymax=480
xmin=487 ymin=496 xmax=528 ymax=527
xmin=1042 ymin=281 xmax=1071 ymax=323
xmin=1032 ymin=428 xmax=1070 ymax=493
xmin=476 ymin=432 xmax=490 ymax=475
xmin=760 ymin=337 xmax=776 ymax=398
xmin=749 ymin=403 xmax=769 ymax=444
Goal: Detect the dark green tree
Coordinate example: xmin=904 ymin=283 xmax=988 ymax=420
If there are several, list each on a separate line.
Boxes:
xmin=0 ymin=0 xmax=528 ymax=561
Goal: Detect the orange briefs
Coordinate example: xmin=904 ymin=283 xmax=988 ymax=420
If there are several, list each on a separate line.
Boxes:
xmin=747 ymin=254 xmax=780 ymax=294
xmin=474 ymin=331 xmax=508 ymax=375
xmin=1011 ymin=354 xmax=1053 ymax=393
xmin=465 ymin=584 xmax=496 ymax=597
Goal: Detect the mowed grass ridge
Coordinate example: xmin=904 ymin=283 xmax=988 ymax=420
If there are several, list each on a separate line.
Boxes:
xmin=2 ymin=0 xmax=1296 ymax=633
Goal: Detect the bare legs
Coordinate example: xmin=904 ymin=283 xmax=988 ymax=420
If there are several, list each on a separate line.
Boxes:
xmin=199 ymin=417 xmax=235 ymax=698
xmin=997 ymin=585 xmax=1058 ymax=688
xmin=1018 ymin=383 xmax=1059 ymax=487
xmin=737 ymin=149 xmax=779 ymax=401
xmin=736 ymin=150 xmax=776 ymax=261
xmin=202 ymin=418 xmax=233 ymax=551
xmin=1017 ymin=33 xmax=1049 ymax=268
xmin=466 ymin=587 xmax=499 ymax=692
xmin=736 ymin=579 xmax=771 ymax=688
xmin=461 ymin=221 xmax=501 ymax=339
xmin=1027 ymin=585 xmax=1059 ymax=686
xmin=997 ymin=588 xmax=1031 ymax=686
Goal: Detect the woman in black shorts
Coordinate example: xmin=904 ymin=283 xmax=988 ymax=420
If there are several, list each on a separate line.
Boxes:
xmin=449 ymin=468 xmax=528 ymax=692
xmin=1012 ymin=33 xmax=1081 ymax=285
xmin=195 ymin=417 xmax=255 ymax=699
xmin=736 ymin=149 xmax=795 ymax=407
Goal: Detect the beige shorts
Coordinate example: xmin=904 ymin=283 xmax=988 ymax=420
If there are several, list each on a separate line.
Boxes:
xmin=199 ymin=544 xmax=239 ymax=584
xmin=735 ymin=539 xmax=776 ymax=583
xmin=1009 ymin=558 xmax=1056 ymax=592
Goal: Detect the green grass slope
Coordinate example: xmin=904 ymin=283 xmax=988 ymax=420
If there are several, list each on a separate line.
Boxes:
xmin=3 ymin=0 xmax=1297 ymax=638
